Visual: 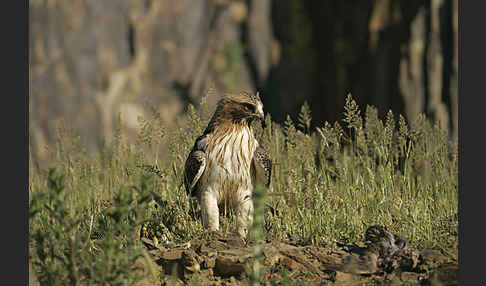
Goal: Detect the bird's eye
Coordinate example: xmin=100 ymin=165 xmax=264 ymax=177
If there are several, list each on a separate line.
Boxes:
xmin=243 ymin=103 xmax=254 ymax=112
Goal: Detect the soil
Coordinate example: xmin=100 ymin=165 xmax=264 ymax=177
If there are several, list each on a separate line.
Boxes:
xmin=134 ymin=226 xmax=458 ymax=286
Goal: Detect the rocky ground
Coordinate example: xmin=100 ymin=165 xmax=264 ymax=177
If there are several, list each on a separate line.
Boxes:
xmin=134 ymin=226 xmax=458 ymax=286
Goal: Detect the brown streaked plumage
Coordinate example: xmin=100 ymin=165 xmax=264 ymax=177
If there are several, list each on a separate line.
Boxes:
xmin=252 ymin=146 xmax=272 ymax=188
xmin=183 ymin=91 xmax=271 ymax=237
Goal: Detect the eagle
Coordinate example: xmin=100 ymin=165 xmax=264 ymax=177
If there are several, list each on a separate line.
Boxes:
xmin=183 ymin=91 xmax=271 ymax=237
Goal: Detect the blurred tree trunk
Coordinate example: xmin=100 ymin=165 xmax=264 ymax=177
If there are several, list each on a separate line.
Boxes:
xmin=29 ymin=0 xmax=459 ymax=165
xmin=246 ymin=0 xmax=275 ymax=88
xmin=264 ymin=0 xmax=318 ymax=123
xmin=427 ymin=0 xmax=450 ymax=133
xmin=29 ymin=0 xmax=257 ymax=164
xmin=399 ymin=7 xmax=425 ymax=124
xmin=393 ymin=0 xmax=457 ymax=139
xmin=450 ymin=0 xmax=458 ymax=141
xmin=369 ymin=0 xmax=393 ymax=115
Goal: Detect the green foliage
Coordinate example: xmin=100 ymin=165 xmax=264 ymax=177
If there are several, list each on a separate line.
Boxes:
xmin=343 ymin=93 xmax=363 ymax=131
xmin=297 ymin=101 xmax=312 ymax=134
xmin=29 ymin=94 xmax=458 ymax=284
xmin=250 ymin=185 xmax=267 ymax=286
xmin=29 ymin=169 xmax=154 ymax=285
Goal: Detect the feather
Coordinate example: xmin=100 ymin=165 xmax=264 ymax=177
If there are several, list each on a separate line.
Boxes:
xmin=182 ymin=91 xmax=270 ymax=237
xmin=252 ymin=146 xmax=272 ymax=187
xmin=183 ymin=135 xmax=208 ymax=196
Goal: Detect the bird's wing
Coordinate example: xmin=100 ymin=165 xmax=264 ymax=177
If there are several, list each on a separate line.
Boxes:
xmin=183 ymin=135 xmax=208 ymax=196
xmin=251 ymin=146 xmax=272 ymax=188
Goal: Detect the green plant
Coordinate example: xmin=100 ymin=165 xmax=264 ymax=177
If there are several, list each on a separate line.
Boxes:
xmin=29 ymin=169 xmax=155 ymax=285
xmin=249 ymin=185 xmax=267 ymax=286
xmin=29 ymin=92 xmax=458 ymax=285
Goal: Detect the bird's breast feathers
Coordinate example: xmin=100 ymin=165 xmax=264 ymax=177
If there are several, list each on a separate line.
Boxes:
xmin=204 ymin=125 xmax=257 ymax=189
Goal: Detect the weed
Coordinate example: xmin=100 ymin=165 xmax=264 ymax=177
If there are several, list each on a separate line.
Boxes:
xmin=29 ymin=93 xmax=457 ymax=284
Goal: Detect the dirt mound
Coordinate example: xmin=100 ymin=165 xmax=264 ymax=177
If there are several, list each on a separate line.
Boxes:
xmin=135 ymin=226 xmax=458 ymax=285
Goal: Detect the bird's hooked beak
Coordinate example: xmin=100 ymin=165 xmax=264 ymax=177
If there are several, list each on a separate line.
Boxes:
xmin=255 ymin=103 xmax=266 ymax=129
xmin=255 ymin=103 xmax=264 ymax=120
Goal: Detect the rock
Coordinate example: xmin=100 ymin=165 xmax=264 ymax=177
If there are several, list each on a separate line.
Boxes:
xmin=141 ymin=237 xmax=165 ymax=251
xmin=262 ymin=244 xmax=282 ymax=267
xmin=400 ymin=271 xmax=422 ymax=284
xmin=323 ymin=251 xmax=379 ymax=274
xmin=384 ymin=273 xmax=403 ymax=286
xmin=218 ymin=234 xmax=246 ymax=247
xmin=214 ymin=256 xmax=250 ymax=278
xmin=279 ymin=256 xmax=304 ymax=272
xmin=419 ymin=249 xmax=450 ymax=270
xmin=161 ymin=249 xmax=184 ymax=261
xmin=423 ymin=263 xmax=458 ymax=286
xmin=199 ymin=244 xmax=215 ymax=255
xmin=181 ymin=250 xmax=201 ymax=273
xmin=202 ymin=256 xmax=216 ymax=269
xmin=207 ymin=240 xmax=232 ymax=251
xmin=333 ymin=271 xmax=360 ymax=286
xmin=154 ymin=248 xmax=202 ymax=281
xmin=137 ymin=229 xmax=457 ymax=285
xmin=212 ymin=248 xmax=253 ymax=277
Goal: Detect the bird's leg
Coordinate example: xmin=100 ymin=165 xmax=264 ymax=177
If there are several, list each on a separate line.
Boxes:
xmin=236 ymin=189 xmax=254 ymax=238
xmin=200 ymin=189 xmax=219 ymax=231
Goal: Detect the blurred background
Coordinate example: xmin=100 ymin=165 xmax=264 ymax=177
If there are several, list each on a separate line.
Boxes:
xmin=29 ymin=0 xmax=458 ymax=165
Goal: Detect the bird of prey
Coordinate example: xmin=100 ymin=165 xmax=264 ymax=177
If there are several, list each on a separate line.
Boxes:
xmin=183 ymin=91 xmax=271 ymax=237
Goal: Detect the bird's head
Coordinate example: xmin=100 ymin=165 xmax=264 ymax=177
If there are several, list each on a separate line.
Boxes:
xmin=216 ymin=91 xmax=265 ymax=125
